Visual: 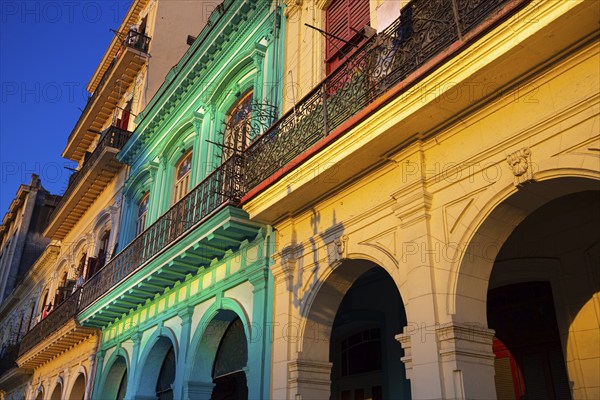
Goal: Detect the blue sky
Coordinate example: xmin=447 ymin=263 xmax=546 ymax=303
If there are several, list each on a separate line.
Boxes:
xmin=0 ymin=0 xmax=133 ymax=217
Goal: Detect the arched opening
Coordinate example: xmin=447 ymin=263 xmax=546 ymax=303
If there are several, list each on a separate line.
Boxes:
xmin=222 ymin=89 xmax=253 ymax=161
xmin=174 ymin=150 xmax=193 ymax=203
xmin=68 ymin=373 xmax=86 ymax=400
xmin=187 ymin=309 xmax=249 ymax=400
xmin=135 ymin=336 xmax=177 ymax=399
xmin=453 ymin=177 xmax=600 ymax=399
xmin=487 ymin=190 xmax=599 ymax=399
xmin=156 ymin=346 xmax=176 ymax=400
xmin=34 ymin=389 xmax=43 ymax=400
xmin=136 ymin=192 xmax=150 ymax=237
xmin=299 ymin=259 xmax=410 ymax=399
xmin=211 ymin=316 xmax=248 ymax=399
xmin=98 ymin=229 xmax=111 ymax=268
xmin=49 ymin=382 xmax=62 ymax=400
xmin=102 ymin=355 xmax=128 ymax=400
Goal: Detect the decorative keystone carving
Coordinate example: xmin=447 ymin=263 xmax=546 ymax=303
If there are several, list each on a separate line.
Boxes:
xmin=280 ymin=244 xmax=302 ymax=291
xmin=326 ymin=234 xmax=348 ymax=265
xmin=506 ymin=147 xmax=534 ymax=186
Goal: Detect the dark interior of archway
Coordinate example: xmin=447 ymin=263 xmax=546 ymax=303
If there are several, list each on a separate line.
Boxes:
xmin=330 ymin=266 xmax=411 ymax=400
xmin=70 ymin=374 xmax=86 ymax=400
xmin=156 ymin=346 xmax=176 ymax=400
xmin=211 ymin=317 xmax=248 ymax=400
xmin=116 ymin=370 xmax=127 ymax=400
xmin=488 ymin=190 xmax=600 ymax=400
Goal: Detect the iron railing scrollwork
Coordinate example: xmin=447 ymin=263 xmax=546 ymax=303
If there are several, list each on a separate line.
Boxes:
xmin=78 ymin=154 xmax=245 ymax=310
xmin=243 ymin=0 xmax=516 ymax=189
xmin=220 ymin=103 xmax=278 ymax=161
xmin=52 ymin=126 xmax=132 ymax=219
xmin=18 ymin=289 xmax=81 ymax=357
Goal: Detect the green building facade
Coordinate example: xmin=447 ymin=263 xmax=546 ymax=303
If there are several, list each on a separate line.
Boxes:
xmin=76 ymin=1 xmax=284 ymax=398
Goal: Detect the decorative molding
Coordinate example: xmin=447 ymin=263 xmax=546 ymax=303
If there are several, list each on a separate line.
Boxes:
xmin=436 ymin=323 xmax=495 ymax=365
xmin=391 ymin=182 xmax=433 ymax=228
xmin=506 ymin=147 xmax=534 ymax=186
xmin=441 ymin=186 xmax=489 ymax=244
xmin=395 ymin=328 xmax=413 ymax=380
xmin=280 ymin=244 xmax=302 ymax=291
xmin=359 ymin=228 xmax=398 ymax=267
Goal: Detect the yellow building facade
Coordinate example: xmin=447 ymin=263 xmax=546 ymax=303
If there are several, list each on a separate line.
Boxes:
xmin=242 ymin=0 xmax=599 ymax=398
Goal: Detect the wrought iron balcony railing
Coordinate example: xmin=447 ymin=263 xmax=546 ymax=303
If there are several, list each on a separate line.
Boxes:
xmin=78 ymin=154 xmax=245 ymax=310
xmin=66 ymin=31 xmax=151 ymax=144
xmin=18 ymin=289 xmax=81 ymax=357
xmin=53 ymin=126 xmax=132 ymax=217
xmin=244 ymin=0 xmax=521 ymax=189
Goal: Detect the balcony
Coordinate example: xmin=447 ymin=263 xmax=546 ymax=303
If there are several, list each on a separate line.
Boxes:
xmin=63 ymin=30 xmax=151 ymax=163
xmin=78 ymin=155 xmax=264 ymax=327
xmin=45 ymin=126 xmax=132 ymax=240
xmin=241 ymin=0 xmax=531 ymax=221
xmin=16 ymin=290 xmax=97 ymax=369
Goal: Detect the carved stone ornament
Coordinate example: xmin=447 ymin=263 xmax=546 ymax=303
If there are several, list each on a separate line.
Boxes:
xmin=327 ymin=235 xmax=348 ymax=265
xmin=280 ymin=245 xmax=301 ymax=291
xmin=506 ymin=147 xmax=534 ymax=186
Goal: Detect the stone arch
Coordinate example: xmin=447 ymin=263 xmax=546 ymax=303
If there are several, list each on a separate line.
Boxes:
xmin=295 ymin=258 xmax=410 ymax=399
xmin=32 ymin=385 xmax=44 ymax=400
xmin=449 ymin=173 xmax=600 ymax=325
xmin=92 ymin=210 xmax=113 ymax=240
xmin=132 ymin=327 xmax=179 ymax=399
xmin=48 ymin=376 xmax=63 ymax=400
xmin=161 ymin=120 xmax=196 ymax=166
xmin=98 ymin=348 xmax=130 ymax=400
xmin=209 ymin=55 xmax=256 ymax=114
xmin=298 ymin=258 xmax=402 ymax=358
xmin=65 ymin=368 xmax=87 ymax=400
xmin=184 ymin=299 xmax=252 ymax=397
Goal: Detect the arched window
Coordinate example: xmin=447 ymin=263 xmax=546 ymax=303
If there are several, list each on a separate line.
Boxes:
xmin=156 ymin=346 xmax=176 ymax=400
xmin=173 ymin=151 xmax=192 ymax=203
xmin=136 ymin=193 xmax=150 ymax=236
xmin=98 ymin=230 xmax=111 ymax=267
xmin=325 ymin=0 xmax=371 ymax=73
xmin=222 ymin=90 xmax=253 ymax=161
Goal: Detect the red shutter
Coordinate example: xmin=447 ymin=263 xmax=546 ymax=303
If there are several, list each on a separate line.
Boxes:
xmin=325 ymin=0 xmax=370 ymax=74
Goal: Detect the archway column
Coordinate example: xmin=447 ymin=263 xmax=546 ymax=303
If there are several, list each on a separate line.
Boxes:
xmin=126 ymin=332 xmax=142 ymax=400
xmin=173 ymin=307 xmax=192 ymax=400
xmin=246 ymin=269 xmax=271 ymax=400
xmin=91 ymin=350 xmax=105 ymax=400
xmin=83 ymin=354 xmax=95 ymax=400
xmin=183 ymin=381 xmax=215 ymax=400
xmin=391 ymin=175 xmax=445 ymax=400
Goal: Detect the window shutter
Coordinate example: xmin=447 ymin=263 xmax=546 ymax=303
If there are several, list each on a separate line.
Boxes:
xmin=325 ymin=0 xmax=370 ymax=73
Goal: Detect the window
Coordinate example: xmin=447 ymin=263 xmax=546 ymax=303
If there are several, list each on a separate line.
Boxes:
xmin=136 ymin=193 xmax=150 ymax=236
xmin=340 ymin=328 xmax=382 ymax=377
xmin=98 ymin=230 xmax=111 ymax=267
xmin=222 ymin=90 xmax=253 ymax=161
xmin=173 ymin=151 xmax=192 ymax=203
xmin=325 ymin=0 xmax=371 ymax=74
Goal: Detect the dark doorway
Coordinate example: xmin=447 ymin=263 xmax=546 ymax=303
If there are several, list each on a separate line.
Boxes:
xmin=211 ymin=317 xmax=248 ymax=400
xmin=488 ymin=282 xmax=572 ymax=400
xmin=330 ymin=266 xmax=410 ymax=400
